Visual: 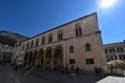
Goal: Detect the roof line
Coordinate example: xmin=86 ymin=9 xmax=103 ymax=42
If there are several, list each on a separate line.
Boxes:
xmin=22 ymin=12 xmax=97 ymax=43
xmin=104 ymin=42 xmax=125 ymax=46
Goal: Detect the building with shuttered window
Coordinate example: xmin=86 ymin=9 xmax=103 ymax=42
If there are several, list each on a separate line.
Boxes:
xmin=104 ymin=41 xmax=125 ymax=62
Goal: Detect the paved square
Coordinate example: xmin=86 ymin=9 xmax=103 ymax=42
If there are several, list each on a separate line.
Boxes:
xmin=1 ymin=65 xmax=124 ymax=83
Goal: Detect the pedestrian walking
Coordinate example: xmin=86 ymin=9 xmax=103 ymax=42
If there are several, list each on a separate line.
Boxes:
xmin=94 ymin=66 xmax=98 ymax=75
xmin=14 ymin=65 xmax=18 ymax=72
xmin=76 ymin=66 xmax=79 ymax=74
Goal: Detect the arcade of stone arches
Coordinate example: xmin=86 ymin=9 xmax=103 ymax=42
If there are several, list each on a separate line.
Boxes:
xmin=23 ymin=45 xmax=63 ymax=70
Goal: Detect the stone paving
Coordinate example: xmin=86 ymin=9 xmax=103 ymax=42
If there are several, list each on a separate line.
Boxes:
xmin=1 ymin=64 xmax=123 ymax=83
xmin=13 ymin=67 xmax=106 ymax=83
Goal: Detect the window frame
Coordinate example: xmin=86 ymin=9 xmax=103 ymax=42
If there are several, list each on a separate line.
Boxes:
xmin=69 ymin=59 xmax=75 ymax=64
xmin=86 ymin=58 xmax=94 ymax=64
xmin=69 ymin=46 xmax=74 ymax=53
xmin=85 ymin=43 xmax=91 ymax=52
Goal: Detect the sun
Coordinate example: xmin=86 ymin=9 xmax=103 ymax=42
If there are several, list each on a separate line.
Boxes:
xmin=99 ymin=0 xmax=117 ymax=8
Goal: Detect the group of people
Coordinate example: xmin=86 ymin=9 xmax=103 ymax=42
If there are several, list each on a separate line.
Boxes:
xmin=94 ymin=66 xmax=103 ymax=75
xmin=60 ymin=65 xmax=80 ymax=74
xmin=12 ymin=63 xmax=104 ymax=76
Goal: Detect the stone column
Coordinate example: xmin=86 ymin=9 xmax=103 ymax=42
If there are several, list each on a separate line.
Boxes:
xmin=43 ymin=49 xmax=46 ymax=71
xmin=51 ymin=47 xmax=54 ymax=70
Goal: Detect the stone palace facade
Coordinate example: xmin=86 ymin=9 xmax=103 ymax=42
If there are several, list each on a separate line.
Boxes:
xmin=14 ymin=12 xmax=107 ymax=71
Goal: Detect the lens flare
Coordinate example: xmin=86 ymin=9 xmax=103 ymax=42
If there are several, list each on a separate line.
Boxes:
xmin=99 ymin=0 xmax=117 ymax=8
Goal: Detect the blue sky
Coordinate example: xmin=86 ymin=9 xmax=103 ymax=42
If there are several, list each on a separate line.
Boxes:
xmin=0 ymin=0 xmax=124 ymax=44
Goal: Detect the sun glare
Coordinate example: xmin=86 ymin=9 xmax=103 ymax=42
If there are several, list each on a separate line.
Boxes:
xmin=99 ymin=0 xmax=117 ymax=8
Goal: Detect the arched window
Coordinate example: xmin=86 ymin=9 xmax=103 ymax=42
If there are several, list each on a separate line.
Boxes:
xmin=41 ymin=36 xmax=45 ymax=45
xmin=22 ymin=44 xmax=25 ymax=50
xmin=69 ymin=46 xmax=74 ymax=53
xmin=48 ymin=34 xmax=53 ymax=43
xmin=79 ymin=27 xmax=82 ymax=36
xmin=31 ymin=40 xmax=34 ymax=48
xmin=26 ymin=42 xmax=30 ymax=49
xmin=46 ymin=47 xmax=52 ymax=58
xmin=58 ymin=31 xmax=63 ymax=41
xmin=35 ymin=38 xmax=39 ymax=47
xmin=75 ymin=24 xmax=82 ymax=37
xmin=76 ymin=28 xmax=79 ymax=37
xmin=85 ymin=43 xmax=91 ymax=52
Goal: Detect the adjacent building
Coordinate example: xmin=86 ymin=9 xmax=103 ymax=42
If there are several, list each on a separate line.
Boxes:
xmin=0 ymin=43 xmax=13 ymax=63
xmin=104 ymin=41 xmax=125 ymax=62
xmin=14 ymin=12 xmax=107 ymax=71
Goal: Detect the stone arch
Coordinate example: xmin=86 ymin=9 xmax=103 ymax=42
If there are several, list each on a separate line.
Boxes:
xmin=85 ymin=43 xmax=91 ymax=52
xmin=48 ymin=33 xmax=53 ymax=43
xmin=46 ymin=47 xmax=52 ymax=58
xmin=38 ymin=48 xmax=44 ymax=67
xmin=27 ymin=51 xmax=31 ymax=65
xmin=53 ymin=45 xmax=63 ymax=70
xmin=75 ymin=23 xmax=82 ymax=37
xmin=29 ymin=51 xmax=33 ymax=66
xmin=45 ymin=47 xmax=53 ymax=68
xmin=32 ymin=50 xmax=39 ymax=66
xmin=24 ymin=51 xmax=28 ymax=66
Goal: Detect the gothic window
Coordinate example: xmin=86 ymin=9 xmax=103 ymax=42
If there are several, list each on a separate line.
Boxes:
xmin=75 ymin=24 xmax=82 ymax=37
xmin=58 ymin=31 xmax=63 ymax=41
xmin=85 ymin=43 xmax=91 ymax=52
xmin=26 ymin=42 xmax=30 ymax=49
xmin=76 ymin=28 xmax=79 ymax=37
xmin=48 ymin=34 xmax=53 ymax=43
xmin=69 ymin=46 xmax=74 ymax=53
xmin=79 ymin=27 xmax=82 ymax=36
xmin=31 ymin=40 xmax=33 ymax=48
xmin=35 ymin=38 xmax=39 ymax=47
xmin=22 ymin=44 xmax=25 ymax=50
xmin=41 ymin=36 xmax=45 ymax=45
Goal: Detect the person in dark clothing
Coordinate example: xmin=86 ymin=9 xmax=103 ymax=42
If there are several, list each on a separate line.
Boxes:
xmin=14 ymin=65 xmax=18 ymax=72
xmin=94 ymin=66 xmax=98 ymax=75
xmin=65 ymin=65 xmax=68 ymax=73
xmin=70 ymin=65 xmax=74 ymax=72
xmin=98 ymin=67 xmax=102 ymax=74
xmin=76 ymin=66 xmax=79 ymax=74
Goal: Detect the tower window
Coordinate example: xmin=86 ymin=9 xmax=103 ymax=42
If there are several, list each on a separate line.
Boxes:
xmin=75 ymin=24 xmax=82 ymax=37
xmin=69 ymin=46 xmax=74 ymax=53
xmin=85 ymin=43 xmax=91 ymax=52
xmin=58 ymin=31 xmax=63 ymax=41
xmin=48 ymin=34 xmax=53 ymax=43
xmin=41 ymin=36 xmax=45 ymax=45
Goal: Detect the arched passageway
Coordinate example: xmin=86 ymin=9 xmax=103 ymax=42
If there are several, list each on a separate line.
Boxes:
xmin=45 ymin=47 xmax=53 ymax=70
xmin=38 ymin=48 xmax=44 ymax=67
xmin=53 ymin=45 xmax=63 ymax=70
